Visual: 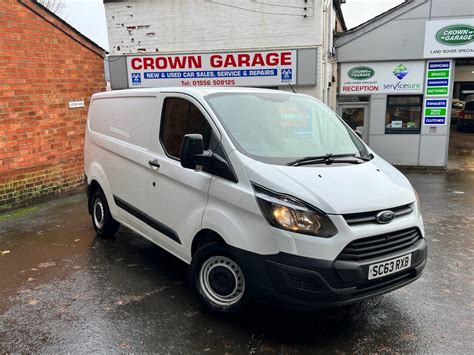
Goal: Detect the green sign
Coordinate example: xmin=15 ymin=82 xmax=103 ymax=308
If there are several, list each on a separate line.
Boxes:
xmin=436 ymin=24 xmax=474 ymax=45
xmin=425 ymin=108 xmax=447 ymax=116
xmin=428 ymin=70 xmax=450 ymax=78
xmin=347 ymin=66 xmax=375 ymax=80
xmin=425 ymin=61 xmax=452 ymax=96
xmin=427 ymin=87 xmax=449 ymax=95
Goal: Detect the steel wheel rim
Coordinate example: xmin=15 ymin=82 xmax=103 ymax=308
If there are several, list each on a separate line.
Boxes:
xmin=199 ymin=255 xmax=245 ymax=307
xmin=93 ymin=198 xmax=105 ymax=229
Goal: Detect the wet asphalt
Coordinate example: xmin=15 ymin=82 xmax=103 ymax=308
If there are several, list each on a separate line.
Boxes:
xmin=0 ymin=171 xmax=473 ymax=353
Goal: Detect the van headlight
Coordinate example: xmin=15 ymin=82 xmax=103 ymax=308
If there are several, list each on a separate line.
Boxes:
xmin=252 ymin=184 xmax=338 ymax=238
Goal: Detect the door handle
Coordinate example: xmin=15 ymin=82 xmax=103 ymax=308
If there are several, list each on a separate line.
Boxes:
xmin=148 ymin=159 xmax=160 ymax=169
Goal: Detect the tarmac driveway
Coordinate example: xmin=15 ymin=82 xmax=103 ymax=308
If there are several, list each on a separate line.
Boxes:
xmin=0 ymin=171 xmax=473 ymax=353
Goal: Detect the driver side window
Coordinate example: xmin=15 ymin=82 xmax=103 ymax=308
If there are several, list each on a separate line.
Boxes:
xmin=160 ymin=98 xmax=212 ymax=159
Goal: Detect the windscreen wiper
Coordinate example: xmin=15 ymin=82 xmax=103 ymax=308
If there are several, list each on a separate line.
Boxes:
xmin=288 ymin=153 xmax=371 ymax=167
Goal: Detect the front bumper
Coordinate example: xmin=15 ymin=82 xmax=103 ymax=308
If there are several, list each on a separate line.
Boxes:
xmin=231 ymin=237 xmax=427 ymax=309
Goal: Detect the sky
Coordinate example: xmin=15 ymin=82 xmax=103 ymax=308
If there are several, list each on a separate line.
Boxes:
xmin=59 ymin=0 xmax=109 ymax=50
xmin=342 ymin=0 xmax=404 ymax=29
xmin=59 ymin=0 xmax=405 ymax=51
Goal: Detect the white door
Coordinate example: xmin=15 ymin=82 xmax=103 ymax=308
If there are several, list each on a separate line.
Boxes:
xmin=337 ymin=103 xmax=370 ymax=143
xmin=96 ymin=96 xmax=157 ymax=227
xmin=143 ymin=94 xmax=221 ymax=261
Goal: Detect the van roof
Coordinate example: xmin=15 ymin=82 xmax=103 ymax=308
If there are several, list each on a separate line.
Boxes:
xmin=92 ymin=86 xmax=297 ymax=99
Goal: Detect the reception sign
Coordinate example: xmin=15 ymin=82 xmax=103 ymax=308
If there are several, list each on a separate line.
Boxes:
xmin=340 ymin=61 xmax=425 ymax=95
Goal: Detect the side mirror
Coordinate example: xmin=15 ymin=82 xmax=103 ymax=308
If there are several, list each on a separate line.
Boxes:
xmin=180 ymin=134 xmax=238 ymax=182
xmin=180 ymin=134 xmax=208 ymax=169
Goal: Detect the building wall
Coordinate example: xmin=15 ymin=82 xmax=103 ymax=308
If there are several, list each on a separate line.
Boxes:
xmin=105 ymin=0 xmax=323 ymax=55
xmin=336 ymin=0 xmax=474 ymax=62
xmin=104 ymin=0 xmax=338 ymax=104
xmin=0 ymin=0 xmax=105 ymax=210
xmin=335 ymin=0 xmax=474 ymax=167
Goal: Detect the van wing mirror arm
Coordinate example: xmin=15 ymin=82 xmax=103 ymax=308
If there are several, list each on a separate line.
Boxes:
xmin=184 ymin=149 xmax=236 ymax=182
xmin=208 ymin=151 xmax=238 ymax=182
xmin=192 ymin=150 xmax=213 ymax=166
xmin=180 ymin=134 xmax=238 ymax=182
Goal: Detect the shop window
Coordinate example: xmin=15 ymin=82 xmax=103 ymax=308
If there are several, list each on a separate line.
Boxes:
xmin=385 ymin=95 xmax=422 ymax=134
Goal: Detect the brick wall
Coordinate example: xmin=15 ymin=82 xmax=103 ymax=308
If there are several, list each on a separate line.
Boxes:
xmin=0 ymin=0 xmax=105 ymax=210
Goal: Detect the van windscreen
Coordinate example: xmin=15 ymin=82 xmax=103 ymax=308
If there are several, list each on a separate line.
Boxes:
xmin=205 ymin=92 xmax=369 ymax=165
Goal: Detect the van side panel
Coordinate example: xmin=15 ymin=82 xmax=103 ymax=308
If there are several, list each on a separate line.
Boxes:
xmin=88 ymin=96 xmax=155 ymax=148
xmin=202 ymin=151 xmax=287 ymax=256
xmin=85 ymin=95 xmax=159 ymax=229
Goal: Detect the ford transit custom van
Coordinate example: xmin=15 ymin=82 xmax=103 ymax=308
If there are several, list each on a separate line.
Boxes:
xmin=84 ymin=87 xmax=427 ymax=314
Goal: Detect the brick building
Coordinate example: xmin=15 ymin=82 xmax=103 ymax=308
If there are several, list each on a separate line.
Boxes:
xmin=0 ymin=0 xmax=106 ymax=210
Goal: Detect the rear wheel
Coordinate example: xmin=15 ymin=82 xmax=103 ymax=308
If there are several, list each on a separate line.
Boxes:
xmin=189 ymin=243 xmax=249 ymax=314
xmin=90 ymin=189 xmax=120 ymax=237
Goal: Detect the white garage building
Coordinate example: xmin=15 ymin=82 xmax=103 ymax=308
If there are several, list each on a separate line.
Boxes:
xmin=335 ymin=0 xmax=474 ymax=168
xmin=104 ymin=0 xmax=347 ymax=108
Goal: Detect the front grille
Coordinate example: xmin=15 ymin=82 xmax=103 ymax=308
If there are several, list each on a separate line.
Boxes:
xmin=287 ymin=272 xmax=323 ymax=292
xmin=343 ymin=204 xmax=413 ymax=226
xmin=337 ymin=227 xmax=421 ymax=262
xmin=352 ymin=269 xmax=416 ymax=297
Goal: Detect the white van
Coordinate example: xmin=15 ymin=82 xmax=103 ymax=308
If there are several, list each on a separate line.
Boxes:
xmin=84 ymin=87 xmax=427 ymax=313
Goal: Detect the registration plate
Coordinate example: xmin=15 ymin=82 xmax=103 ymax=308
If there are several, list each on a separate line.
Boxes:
xmin=368 ymin=254 xmax=412 ymax=280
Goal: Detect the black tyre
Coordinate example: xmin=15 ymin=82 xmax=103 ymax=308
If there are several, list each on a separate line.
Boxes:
xmin=90 ymin=189 xmax=120 ymax=237
xmin=189 ymin=243 xmax=249 ymax=314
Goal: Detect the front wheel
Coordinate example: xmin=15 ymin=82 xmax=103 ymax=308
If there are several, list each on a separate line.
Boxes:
xmin=189 ymin=243 xmax=249 ymax=314
xmin=90 ymin=189 xmax=120 ymax=237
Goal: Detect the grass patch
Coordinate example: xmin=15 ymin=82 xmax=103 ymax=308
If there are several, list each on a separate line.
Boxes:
xmin=0 ymin=206 xmax=40 ymax=222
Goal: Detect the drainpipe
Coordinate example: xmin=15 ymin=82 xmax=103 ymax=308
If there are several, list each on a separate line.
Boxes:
xmin=322 ymin=0 xmax=331 ymax=104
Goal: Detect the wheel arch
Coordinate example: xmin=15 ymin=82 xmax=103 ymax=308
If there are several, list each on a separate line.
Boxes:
xmin=191 ymin=229 xmax=226 ymax=257
xmin=87 ymin=179 xmax=103 ymax=214
xmin=85 ymin=163 xmax=114 ymax=215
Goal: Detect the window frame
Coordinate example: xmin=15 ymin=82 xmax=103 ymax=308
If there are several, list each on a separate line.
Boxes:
xmin=159 ymin=96 xmax=219 ymax=161
xmin=385 ymin=94 xmax=423 ymax=135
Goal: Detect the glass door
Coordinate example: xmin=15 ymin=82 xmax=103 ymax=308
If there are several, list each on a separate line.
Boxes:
xmin=337 ymin=104 xmax=369 ymax=142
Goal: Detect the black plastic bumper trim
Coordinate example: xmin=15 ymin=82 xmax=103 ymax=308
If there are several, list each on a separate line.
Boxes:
xmin=113 ymin=195 xmax=181 ymax=244
xmin=228 ymin=238 xmax=427 ymax=310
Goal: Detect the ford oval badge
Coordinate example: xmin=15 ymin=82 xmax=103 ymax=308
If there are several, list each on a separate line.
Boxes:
xmin=376 ymin=210 xmax=395 ymax=224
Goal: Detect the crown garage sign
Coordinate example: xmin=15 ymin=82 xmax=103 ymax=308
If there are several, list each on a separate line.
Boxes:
xmin=424 ymin=18 xmax=474 ymax=58
xmin=126 ymin=50 xmax=297 ymax=88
